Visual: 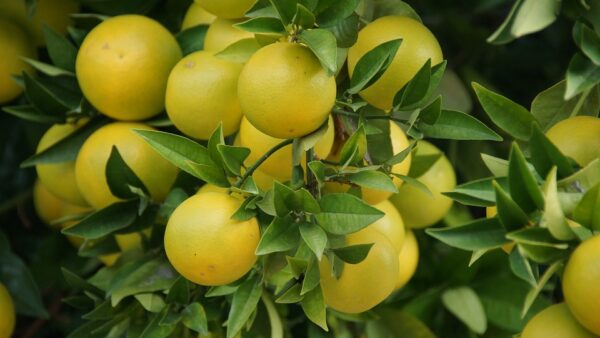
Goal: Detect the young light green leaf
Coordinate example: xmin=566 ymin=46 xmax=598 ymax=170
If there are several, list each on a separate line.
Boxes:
xmin=541 ymin=167 xmax=576 ymax=240
xmin=256 ymin=216 xmax=300 ymax=255
xmin=511 ymin=0 xmax=560 ymax=38
xmin=441 ymin=287 xmax=487 ymax=334
xmin=481 ymin=153 xmax=510 ymax=177
xmin=573 ymin=182 xmax=600 ymax=230
xmin=472 ymin=82 xmax=536 ymax=140
xmin=565 ymin=53 xmax=600 ymax=99
xmin=217 ymin=144 xmax=250 ymax=176
xmin=299 ymin=222 xmax=328 ymax=260
xmin=339 ymin=124 xmax=367 ymax=166
xmin=348 ymin=39 xmax=402 ymax=94
xmin=298 ymin=29 xmax=338 ymax=75
xmin=215 ymin=38 xmax=262 ymax=63
xmin=227 ymin=276 xmax=263 ymax=338
xmin=134 ymin=294 xmax=166 ymax=313
xmin=521 ymin=261 xmax=563 ymax=317
xmin=418 ymin=109 xmax=502 ymax=141
xmin=301 ymin=286 xmax=328 ymax=331
xmin=425 ymin=218 xmax=508 ymax=251
xmin=315 ymin=193 xmax=385 ymax=235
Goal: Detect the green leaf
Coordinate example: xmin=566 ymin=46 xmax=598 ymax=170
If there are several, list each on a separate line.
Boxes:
xmin=348 ymin=39 xmax=402 ymax=94
xmin=444 ymin=177 xmax=508 ymax=207
xmin=486 ymin=0 xmax=525 ymax=44
xmin=301 ymin=286 xmax=328 ymax=331
xmin=60 ymin=268 xmax=104 ymax=297
xmin=216 ymin=38 xmax=262 ymax=64
xmin=419 ymin=96 xmax=442 ymax=125
xmin=529 ymin=123 xmax=575 ymax=178
xmin=348 ymin=170 xmax=398 ymax=193
xmin=333 ymin=243 xmax=373 ymax=264
xmin=23 ymin=72 xmax=72 ymax=115
xmin=166 ymin=276 xmax=189 ymax=304
xmin=540 ymin=167 xmax=576 ymax=240
xmin=139 ymin=308 xmax=177 ymax=338
xmin=269 ymin=0 xmax=297 ymax=25
xmin=110 ymin=257 xmax=178 ymax=306
xmin=408 ymin=153 xmax=442 ymax=178
xmin=521 ymin=261 xmax=563 ymax=317
xmin=393 ymin=59 xmax=431 ymax=109
xmin=366 ymin=309 xmax=435 ymax=338
xmin=298 ymin=29 xmax=338 ymax=76
xmin=43 ymin=26 xmax=77 ymax=72
xmin=509 ymin=249 xmax=537 ymax=287
xmin=418 ymin=109 xmax=502 ymax=141
xmin=299 ymin=222 xmax=328 ymax=260
xmin=565 ymin=53 xmax=600 ymax=100
xmin=301 ymin=257 xmax=321 ymax=295
xmin=511 ymin=0 xmax=560 ymax=38
xmin=558 ymin=158 xmax=600 ymax=191
xmin=573 ymin=21 xmax=600 ymax=65
xmin=508 ymin=143 xmax=544 ymax=212
xmin=472 ymin=82 xmax=536 ymax=140
xmin=293 ymin=3 xmax=316 ymax=28
xmin=315 ymin=193 xmax=384 ymax=235
xmin=262 ymin=294 xmax=285 ymax=338
xmin=21 ymin=118 xmax=108 ymax=167
xmin=181 ymin=303 xmax=208 ymax=335
xmin=62 ymin=201 xmax=138 ymax=239
xmin=494 ymin=181 xmax=529 ymax=231
xmin=3 ymin=105 xmax=65 ymax=124
xmin=573 ymin=182 xmax=600 ymax=230
xmin=371 ymin=0 xmax=421 ymax=22
xmin=506 ymin=228 xmax=569 ymax=249
xmin=78 ymin=236 xmax=119 ymax=258
xmin=106 ymin=146 xmax=149 ymax=199
xmin=135 ymin=294 xmax=166 ymax=313
xmin=256 ymin=216 xmax=300 ymax=255
xmin=299 ymin=118 xmax=331 ymax=152
xmin=22 ymin=57 xmax=74 ymax=77
xmin=134 ymin=130 xmax=229 ymax=187
xmin=481 ymin=153 xmax=510 ymax=177
xmin=326 ymin=13 xmax=359 ymax=48
xmin=235 ymin=17 xmax=286 ymax=34
xmin=441 ymin=287 xmax=487 ymax=334
xmin=425 ymin=218 xmax=508 ymax=251
xmin=176 ymin=25 xmax=208 ymax=56
xmin=217 ymin=144 xmax=250 ymax=176
xmin=227 ymin=276 xmax=263 ymax=338
xmin=276 ymin=283 xmax=303 ymax=303
xmin=316 ymin=0 xmax=360 ymax=27
xmin=531 ymin=80 xmax=600 ymax=132
xmin=339 ymin=124 xmax=367 ymax=166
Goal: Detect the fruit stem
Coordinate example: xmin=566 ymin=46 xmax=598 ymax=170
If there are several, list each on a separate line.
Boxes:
xmin=233 ymin=139 xmax=294 ymax=188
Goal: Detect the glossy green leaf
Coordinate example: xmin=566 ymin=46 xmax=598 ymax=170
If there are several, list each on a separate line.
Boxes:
xmin=541 ymin=167 xmax=576 ymax=240
xmin=521 ymin=261 xmax=563 ymax=317
xmin=301 ymin=286 xmax=328 ymax=331
xmin=62 ymin=201 xmax=138 ymax=239
xmin=348 ymin=39 xmax=402 ymax=94
xmin=216 ymin=38 xmax=262 ymax=63
xmin=529 ymin=123 xmax=575 ymax=178
xmin=43 ymin=26 xmax=77 ymax=72
xmin=408 ymin=153 xmax=442 ymax=178
xmin=573 ymin=182 xmax=600 ymax=230
xmin=301 ymin=257 xmax=321 ymax=295
xmin=509 ymin=249 xmax=537 ymax=287
xmin=235 ymin=17 xmax=286 ymax=34
xmin=227 ymin=276 xmax=263 ymax=338
xmin=565 ymin=53 xmax=600 ymax=99
xmin=176 ymin=25 xmax=208 ymax=56
xmin=256 ymin=216 xmax=300 ymax=255
xmin=315 ymin=193 xmax=384 ymax=235
xmin=472 ymin=82 xmax=536 ymax=140
xmin=348 ymin=170 xmax=398 ymax=193
xmin=299 ymin=222 xmax=328 ymax=260
xmin=106 ymin=146 xmax=149 ymax=199
xmin=393 ymin=59 xmax=431 ymax=109
xmin=298 ymin=29 xmax=338 ymax=75
xmin=181 ymin=303 xmax=208 ymax=335
xmin=269 ymin=0 xmax=297 ymax=25
xmin=418 ymin=109 xmax=502 ymax=141
xmin=316 ymin=0 xmax=359 ymax=27
xmin=444 ymin=177 xmax=508 ymax=207
xmin=425 ymin=218 xmax=508 ymax=250
xmin=217 ymin=144 xmax=250 ymax=177
xmin=441 ymin=287 xmax=487 ymax=334
xmin=508 ymin=143 xmax=544 ymax=212
xmin=333 ymin=243 xmax=373 ymax=264
xmin=494 ymin=181 xmax=529 ymax=231
xmin=573 ymin=21 xmax=600 ymax=65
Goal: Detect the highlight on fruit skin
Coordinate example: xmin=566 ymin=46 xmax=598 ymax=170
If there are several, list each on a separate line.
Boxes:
xmin=181 ymin=2 xmax=215 ymax=30
xmin=75 ymin=15 xmax=182 ymax=121
xmin=164 ymin=192 xmax=260 ymax=286
xmin=238 ymin=42 xmax=337 ymax=139
xmin=546 ymin=116 xmax=600 ymax=167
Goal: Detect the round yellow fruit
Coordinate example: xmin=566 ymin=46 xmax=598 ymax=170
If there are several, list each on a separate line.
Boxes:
xmin=396 ymin=230 xmax=419 ymax=289
xmin=238 ymin=42 xmax=336 ymax=139
xmin=563 ymin=235 xmax=600 ymax=335
xmin=370 ymin=200 xmax=406 ymax=252
xmin=0 ymin=283 xmax=15 ymax=338
xmin=324 ymin=122 xmax=412 ymax=205
xmin=347 ymin=16 xmax=443 ymax=110
xmin=319 ymin=227 xmax=399 ymax=314
xmin=76 ymin=15 xmax=182 ymax=121
xmin=196 ymin=0 xmax=256 ymax=19
xmin=166 ymin=51 xmax=243 ymax=140
xmin=0 ymin=19 xmax=35 ymax=104
xmin=204 ymin=18 xmax=254 ymax=52
xmin=36 ymin=120 xmax=89 ymax=206
xmin=522 ymin=303 xmax=597 ymax=338
xmin=165 ymin=192 xmax=260 ymax=286
xmin=33 ymin=180 xmax=89 ymax=228
xmin=182 ymin=2 xmax=215 ymax=30
xmin=389 ymin=141 xmax=455 ymax=229
xmin=239 ymin=116 xmax=334 ymax=181
xmin=75 ymin=122 xmax=179 ymax=209
xmin=546 ymin=116 xmax=600 ymax=167
xmin=0 ymin=0 xmax=79 ymax=46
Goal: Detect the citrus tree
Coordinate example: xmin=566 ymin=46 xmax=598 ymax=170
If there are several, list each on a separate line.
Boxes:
xmin=0 ymin=0 xmax=599 ymax=337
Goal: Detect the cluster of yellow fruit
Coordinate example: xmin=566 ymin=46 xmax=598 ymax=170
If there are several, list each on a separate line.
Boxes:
xmin=0 ymin=0 xmax=79 ymax=104
xmin=519 ymin=116 xmax=600 ymax=337
xmin=159 ymin=1 xmax=456 ymax=316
